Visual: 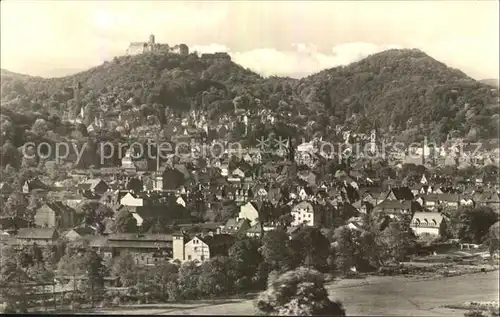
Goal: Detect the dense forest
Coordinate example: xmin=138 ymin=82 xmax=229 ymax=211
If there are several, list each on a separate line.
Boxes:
xmin=1 ymin=48 xmax=498 ymax=157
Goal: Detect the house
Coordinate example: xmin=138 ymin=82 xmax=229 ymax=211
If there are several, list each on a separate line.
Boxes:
xmin=182 ymin=234 xmax=236 ymax=262
xmin=419 ymin=193 xmax=461 ymax=210
xmin=473 ymin=191 xmax=500 ymax=212
xmin=420 ymin=174 xmax=428 ymax=185
xmin=291 ymin=201 xmax=320 ymax=227
xmin=253 ymin=184 xmax=268 ymax=199
xmin=22 ymin=178 xmax=48 ymax=193
xmin=384 ymin=187 xmax=414 ymax=201
xmin=0 ymin=216 xmax=30 ymax=231
xmin=410 ymin=212 xmax=444 ymax=236
xmin=127 ymin=205 xmax=190 ymax=228
xmin=231 ymin=168 xmax=245 ymax=179
xmin=460 ymin=197 xmax=474 ymax=206
xmin=89 ymin=233 xmax=173 ymax=265
xmin=15 ymin=228 xmax=59 ymax=246
xmin=246 ymin=222 xmax=264 ymax=238
xmin=222 ymin=217 xmax=251 ymax=235
xmin=121 ymin=148 xmax=137 ymax=172
xmin=78 ymin=179 xmax=109 ymax=195
xmin=177 ymin=222 xmax=223 ymax=235
xmin=34 ymin=202 xmax=75 ymax=229
xmin=237 ymin=202 xmax=260 ymax=226
xmin=373 ymin=200 xmax=420 ymax=215
xmin=120 ymin=192 xmax=145 ymax=207
xmin=63 ymin=226 xmax=96 ymax=241
xmin=176 ymin=196 xmax=186 ymax=207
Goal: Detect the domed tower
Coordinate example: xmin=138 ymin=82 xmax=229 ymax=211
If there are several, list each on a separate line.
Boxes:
xmin=148 ymin=34 xmax=155 ymax=52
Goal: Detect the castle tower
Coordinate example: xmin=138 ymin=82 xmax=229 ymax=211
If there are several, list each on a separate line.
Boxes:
xmin=148 ymin=34 xmax=155 ymax=52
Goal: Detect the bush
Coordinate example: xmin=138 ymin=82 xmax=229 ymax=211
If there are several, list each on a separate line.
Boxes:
xmin=256 ymin=267 xmax=346 ymax=316
xmin=70 ymin=300 xmax=81 ymax=310
xmin=464 ymin=310 xmax=487 ymax=317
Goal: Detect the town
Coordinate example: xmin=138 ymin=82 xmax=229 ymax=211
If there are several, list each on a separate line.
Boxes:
xmin=1 ymin=13 xmax=499 ymax=317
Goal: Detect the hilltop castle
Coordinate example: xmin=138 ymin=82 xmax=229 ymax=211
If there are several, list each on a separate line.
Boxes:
xmin=126 ymin=34 xmax=189 ymax=56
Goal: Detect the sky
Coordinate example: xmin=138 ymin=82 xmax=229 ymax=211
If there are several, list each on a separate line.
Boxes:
xmin=1 ymin=1 xmax=498 ymax=79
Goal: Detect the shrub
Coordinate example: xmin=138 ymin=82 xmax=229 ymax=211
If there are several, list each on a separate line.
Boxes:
xmin=464 ymin=310 xmax=487 ymax=317
xmin=255 ymin=267 xmax=346 ymax=316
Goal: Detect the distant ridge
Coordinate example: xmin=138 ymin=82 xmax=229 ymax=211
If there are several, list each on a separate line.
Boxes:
xmin=480 ymin=78 xmax=499 ymax=88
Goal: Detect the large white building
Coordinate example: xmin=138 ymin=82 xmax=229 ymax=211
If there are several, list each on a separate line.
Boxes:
xmin=291 ymin=201 xmax=319 ymax=227
xmin=410 ymin=212 xmax=444 ymax=236
xmin=237 ymin=202 xmax=260 ymax=227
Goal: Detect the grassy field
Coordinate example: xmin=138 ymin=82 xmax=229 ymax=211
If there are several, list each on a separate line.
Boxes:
xmin=85 ymin=269 xmax=499 ymax=316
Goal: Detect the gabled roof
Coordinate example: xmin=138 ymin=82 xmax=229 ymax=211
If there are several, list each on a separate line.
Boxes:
xmin=374 ymin=200 xmax=415 ymax=211
xmin=16 ymin=228 xmax=58 ymax=240
xmin=71 ymin=226 xmax=96 ymax=237
xmin=40 ymin=201 xmax=75 ymax=215
xmin=224 ymin=217 xmax=250 ymax=230
xmin=78 ymin=179 xmax=107 ymax=191
xmin=107 ymin=233 xmax=173 ymax=242
xmin=198 ymin=233 xmax=236 ymax=249
xmin=390 ymin=187 xmax=414 ymax=200
xmin=411 ymin=212 xmax=444 ymax=226
xmin=292 ymin=201 xmax=314 ymax=213
xmin=24 ymin=178 xmax=48 ymax=191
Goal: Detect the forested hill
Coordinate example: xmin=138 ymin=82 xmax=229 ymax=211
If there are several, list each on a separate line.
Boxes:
xmin=1 ymin=48 xmax=498 ymax=145
xmin=297 ymin=49 xmax=499 ymax=141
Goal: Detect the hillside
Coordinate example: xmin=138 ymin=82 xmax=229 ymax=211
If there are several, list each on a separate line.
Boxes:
xmin=297 ymin=49 xmax=499 ymax=141
xmin=1 ymin=48 xmax=498 ymax=148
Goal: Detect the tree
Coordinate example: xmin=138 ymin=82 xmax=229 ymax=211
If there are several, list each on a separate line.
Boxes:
xmin=81 ymin=250 xmax=106 ymax=306
xmin=290 ymin=227 xmax=330 ymax=272
xmin=261 ymin=229 xmax=294 ymax=273
xmin=488 ymin=221 xmax=499 ymax=256
xmin=149 ymin=262 xmax=178 ymax=299
xmin=438 ymin=218 xmax=452 ymax=240
xmin=198 ymin=256 xmax=237 ymax=297
xmin=112 ymin=210 xmax=138 ymax=233
xmin=255 ymin=267 xmax=346 ymax=316
xmin=333 ymin=226 xmax=358 ymax=273
xmin=3 ymin=192 xmax=29 ymax=219
xmin=77 ymin=201 xmax=113 ymax=227
xmin=110 ymin=252 xmax=139 ymax=287
xmin=449 ymin=206 xmax=498 ymax=244
xmin=0 ymin=245 xmax=30 ymax=313
xmin=356 ymin=212 xmax=387 ymax=269
xmin=176 ymin=261 xmax=201 ymax=300
xmin=228 ymin=236 xmax=263 ymax=290
xmin=379 ymin=219 xmax=416 ymax=262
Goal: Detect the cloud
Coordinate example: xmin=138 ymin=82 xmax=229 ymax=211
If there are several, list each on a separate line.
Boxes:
xmin=190 ymin=44 xmax=231 ymax=54
xmin=193 ymin=42 xmax=402 ymax=78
